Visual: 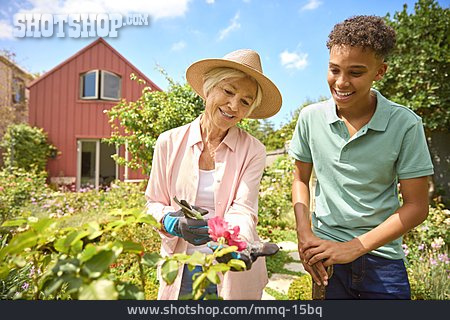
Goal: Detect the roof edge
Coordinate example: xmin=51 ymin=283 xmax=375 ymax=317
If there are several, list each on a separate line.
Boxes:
xmin=27 ymin=38 xmax=161 ymax=91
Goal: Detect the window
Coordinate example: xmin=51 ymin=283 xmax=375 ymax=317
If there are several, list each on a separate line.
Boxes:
xmin=80 ymin=70 xmax=98 ymax=99
xmin=12 ymin=78 xmax=25 ymax=103
xmin=101 ymin=71 xmax=121 ymax=100
xmin=80 ymin=70 xmax=121 ymax=101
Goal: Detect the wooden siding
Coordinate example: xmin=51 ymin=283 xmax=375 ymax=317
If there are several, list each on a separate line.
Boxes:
xmin=28 ymin=38 xmax=160 ymax=183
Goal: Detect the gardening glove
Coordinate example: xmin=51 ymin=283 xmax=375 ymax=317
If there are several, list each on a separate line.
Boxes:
xmin=208 ymin=241 xmax=279 ymax=271
xmin=163 ymin=207 xmax=210 ymax=245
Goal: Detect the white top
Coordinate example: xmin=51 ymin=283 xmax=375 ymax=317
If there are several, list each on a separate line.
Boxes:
xmin=186 ymin=169 xmax=216 ymax=255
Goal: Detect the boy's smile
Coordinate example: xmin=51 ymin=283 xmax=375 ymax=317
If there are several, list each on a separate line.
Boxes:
xmin=327 ymin=46 xmax=387 ymax=113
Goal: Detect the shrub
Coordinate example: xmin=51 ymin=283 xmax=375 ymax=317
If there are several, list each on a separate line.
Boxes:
xmin=0 ymin=168 xmax=48 ymax=223
xmin=1 ymin=124 xmax=57 ymax=172
xmin=258 ymin=155 xmax=295 ymax=228
xmin=403 ymin=203 xmax=449 ymax=299
xmin=288 ymin=274 xmax=312 ymax=300
xmin=0 ymin=209 xmax=161 ymax=300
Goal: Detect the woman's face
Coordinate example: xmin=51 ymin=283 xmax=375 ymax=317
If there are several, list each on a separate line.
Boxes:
xmin=204 ymin=76 xmax=257 ymax=132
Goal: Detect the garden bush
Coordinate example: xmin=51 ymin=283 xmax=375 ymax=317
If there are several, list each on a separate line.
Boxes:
xmin=288 ymin=274 xmax=312 ymax=300
xmin=0 ymin=168 xmax=48 ymax=223
xmin=403 ymin=203 xmax=449 ymax=299
xmin=258 ymin=155 xmax=295 ymax=228
xmin=0 ymin=208 xmax=161 ymax=300
xmin=1 ymin=124 xmax=57 ymax=172
xmin=0 ymin=180 xmax=163 ymax=300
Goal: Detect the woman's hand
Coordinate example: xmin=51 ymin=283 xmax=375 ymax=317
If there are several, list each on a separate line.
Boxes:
xmin=301 ymin=238 xmax=365 ymax=267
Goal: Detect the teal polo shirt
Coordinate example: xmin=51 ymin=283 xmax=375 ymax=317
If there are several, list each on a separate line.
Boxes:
xmin=289 ymin=89 xmax=434 ymax=260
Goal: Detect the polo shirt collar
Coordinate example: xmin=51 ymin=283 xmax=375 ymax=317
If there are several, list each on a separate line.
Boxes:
xmin=367 ymin=89 xmax=391 ymax=132
xmin=187 ymin=114 xmax=238 ymax=152
xmin=324 ymin=98 xmax=340 ymax=124
xmin=324 ymin=89 xmax=390 ymax=132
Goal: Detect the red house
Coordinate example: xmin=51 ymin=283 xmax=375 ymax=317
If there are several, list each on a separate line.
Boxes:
xmin=28 ymin=38 xmax=161 ymax=190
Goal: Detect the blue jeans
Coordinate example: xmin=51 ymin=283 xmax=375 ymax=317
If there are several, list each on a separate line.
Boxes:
xmin=325 ymin=253 xmax=411 ymax=299
xmin=179 ymin=265 xmax=217 ymax=299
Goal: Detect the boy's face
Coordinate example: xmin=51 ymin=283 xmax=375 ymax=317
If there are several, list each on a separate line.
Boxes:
xmin=327 ymin=45 xmax=387 ymax=110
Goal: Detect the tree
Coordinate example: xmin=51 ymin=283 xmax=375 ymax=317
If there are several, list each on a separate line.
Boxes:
xmin=0 ymin=123 xmax=57 ymax=172
xmin=105 ymin=73 xmax=205 ymax=175
xmin=376 ymin=0 xmax=449 ymax=132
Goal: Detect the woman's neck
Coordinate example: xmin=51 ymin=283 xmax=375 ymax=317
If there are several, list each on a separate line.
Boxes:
xmin=200 ymin=113 xmax=228 ymax=145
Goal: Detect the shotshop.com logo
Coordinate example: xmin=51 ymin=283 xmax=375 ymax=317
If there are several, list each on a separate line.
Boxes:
xmin=13 ymin=13 xmax=150 ymax=38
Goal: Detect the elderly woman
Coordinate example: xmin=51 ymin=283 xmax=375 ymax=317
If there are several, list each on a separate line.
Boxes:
xmin=145 ymin=49 xmax=282 ymax=300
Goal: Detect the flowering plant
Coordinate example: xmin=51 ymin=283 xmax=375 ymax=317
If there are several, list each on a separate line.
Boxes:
xmin=208 ymin=217 xmax=247 ymax=251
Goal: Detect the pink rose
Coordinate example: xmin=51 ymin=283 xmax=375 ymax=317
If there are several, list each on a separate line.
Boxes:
xmin=208 ymin=217 xmax=247 ymax=251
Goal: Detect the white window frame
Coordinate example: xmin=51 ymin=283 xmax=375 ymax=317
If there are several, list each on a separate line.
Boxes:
xmin=76 ymin=139 xmax=119 ymax=191
xmin=80 ymin=70 xmax=99 ymax=100
xmin=100 ymin=70 xmax=121 ymax=101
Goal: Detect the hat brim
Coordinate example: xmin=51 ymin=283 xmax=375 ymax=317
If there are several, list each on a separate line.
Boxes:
xmin=186 ymin=58 xmax=282 ymax=119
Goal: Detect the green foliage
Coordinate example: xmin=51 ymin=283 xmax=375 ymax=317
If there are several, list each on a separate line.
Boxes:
xmin=403 ymin=203 xmax=449 ymax=299
xmin=257 ymin=226 xmax=297 ymax=244
xmin=1 ymin=124 xmax=58 ymax=171
xmin=264 ymin=287 xmax=289 ymax=300
xmin=265 ymin=249 xmax=293 ymax=278
xmin=161 ymin=245 xmax=246 ymax=300
xmin=0 ymin=168 xmax=48 ymax=223
xmin=105 ymin=73 xmax=204 ymax=175
xmin=240 ymin=119 xmax=286 ymax=151
xmin=376 ymin=0 xmax=450 ymax=131
xmin=259 ymin=155 xmax=295 ymax=228
xmin=288 ymin=274 xmax=312 ymax=300
xmin=0 ymin=209 xmax=161 ymax=300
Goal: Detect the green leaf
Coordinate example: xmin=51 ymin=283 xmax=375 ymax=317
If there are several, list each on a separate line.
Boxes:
xmin=1 ymin=219 xmax=27 ymax=227
xmin=54 ymin=237 xmax=69 ymax=254
xmin=215 ymin=245 xmax=238 ymax=258
xmin=116 ymin=283 xmax=145 ymax=300
xmin=141 ymin=252 xmax=161 ymax=267
xmin=161 ymin=259 xmax=179 ymax=285
xmin=136 ymin=214 xmax=159 ymax=227
xmin=70 ymin=240 xmax=83 ymax=254
xmin=82 ymin=250 xmax=116 ymax=279
xmin=79 ymin=279 xmax=118 ymax=300
xmin=64 ymin=276 xmax=83 ymax=294
xmin=42 ymin=277 xmax=64 ymax=296
xmin=0 ymin=230 xmax=38 ymax=259
xmin=121 ymin=241 xmax=144 ymax=254
xmin=192 ymin=272 xmax=207 ymax=291
xmin=228 ymin=259 xmax=246 ymax=271
xmin=13 ymin=255 xmax=27 ymax=268
xmin=186 ymin=251 xmax=206 ymax=266
xmin=209 ymin=263 xmax=230 ymax=273
xmin=52 ymin=258 xmax=80 ymax=275
xmin=0 ymin=265 xmax=10 ymax=279
xmin=30 ymin=218 xmax=55 ymax=233
xmin=79 ymin=244 xmax=97 ymax=263
xmin=206 ymin=269 xmax=220 ymax=285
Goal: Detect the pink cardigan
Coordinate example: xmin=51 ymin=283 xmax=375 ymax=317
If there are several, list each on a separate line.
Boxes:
xmin=145 ymin=116 xmax=268 ymax=300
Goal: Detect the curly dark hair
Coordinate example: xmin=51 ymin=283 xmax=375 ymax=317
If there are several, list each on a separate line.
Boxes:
xmin=327 ymin=15 xmax=396 ymax=59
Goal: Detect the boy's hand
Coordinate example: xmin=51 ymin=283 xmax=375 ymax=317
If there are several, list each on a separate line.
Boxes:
xmin=297 ymin=233 xmax=330 ymax=286
xmin=302 ymin=238 xmax=365 ymax=267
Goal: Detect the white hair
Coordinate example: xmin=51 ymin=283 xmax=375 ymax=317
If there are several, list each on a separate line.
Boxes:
xmin=202 ymin=67 xmax=262 ymax=117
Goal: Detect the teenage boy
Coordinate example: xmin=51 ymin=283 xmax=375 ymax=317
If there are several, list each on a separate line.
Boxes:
xmin=289 ymin=15 xmax=434 ymax=299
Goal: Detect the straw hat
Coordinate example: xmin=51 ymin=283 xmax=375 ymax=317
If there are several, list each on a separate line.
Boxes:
xmin=186 ymin=49 xmax=282 ymax=119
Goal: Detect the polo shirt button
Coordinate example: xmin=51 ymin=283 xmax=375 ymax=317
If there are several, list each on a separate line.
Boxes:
xmin=343 ymin=147 xmax=348 ymax=152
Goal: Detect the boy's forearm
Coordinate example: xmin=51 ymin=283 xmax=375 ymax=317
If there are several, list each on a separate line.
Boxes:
xmin=292 ymin=179 xmax=314 ymax=238
xmin=357 ymin=176 xmax=429 ymax=253
xmin=357 ymin=202 xmax=428 ymax=254
xmin=292 ymin=161 xmax=314 ymax=239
